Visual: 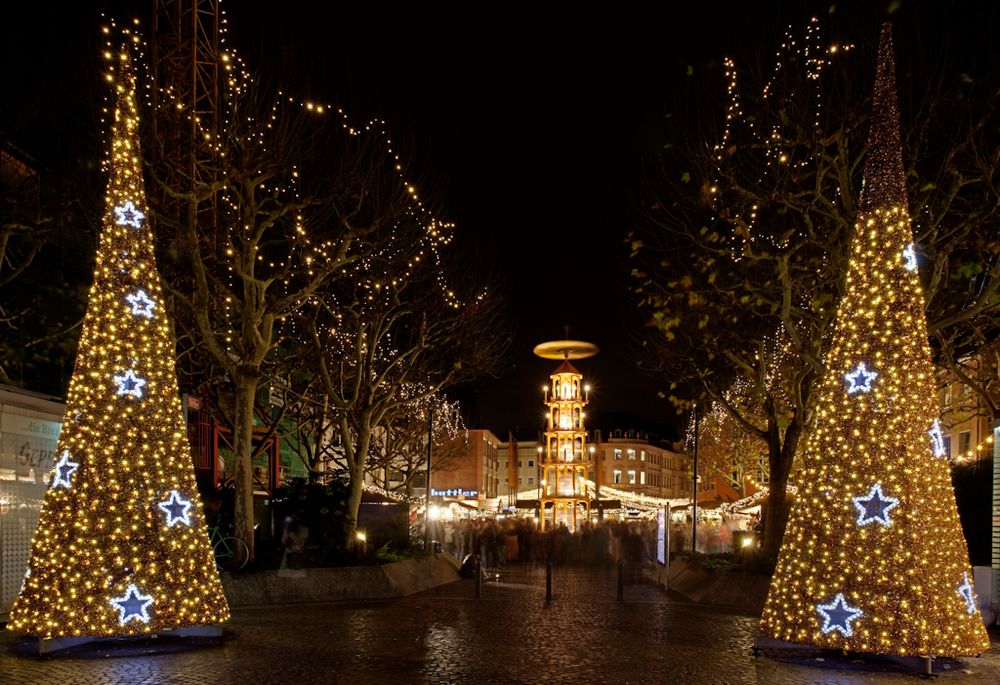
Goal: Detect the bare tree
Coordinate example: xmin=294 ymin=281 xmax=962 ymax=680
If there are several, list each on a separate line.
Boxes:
xmin=148 ymin=59 xmax=410 ymax=557
xmin=0 ymin=143 xmax=95 ymax=391
xmin=689 ymin=393 xmax=770 ymax=492
xmin=369 ymin=392 xmax=469 ymax=498
xmin=301 ymin=234 xmax=509 ymax=548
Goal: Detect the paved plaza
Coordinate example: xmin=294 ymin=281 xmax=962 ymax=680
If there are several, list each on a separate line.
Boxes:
xmin=2 ymin=565 xmax=999 ymax=684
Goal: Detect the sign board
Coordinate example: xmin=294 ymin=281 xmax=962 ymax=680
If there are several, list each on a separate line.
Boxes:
xmin=1 ymin=402 xmax=63 ymax=614
xmin=431 ymin=488 xmax=479 ymax=498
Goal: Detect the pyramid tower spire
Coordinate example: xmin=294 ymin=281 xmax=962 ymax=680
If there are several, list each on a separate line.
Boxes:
xmin=758 ymin=24 xmax=989 ymax=657
xmin=7 ymin=31 xmax=229 ymax=641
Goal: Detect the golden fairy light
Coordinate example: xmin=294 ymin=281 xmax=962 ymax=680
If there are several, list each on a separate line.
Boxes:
xmin=758 ymin=24 xmax=989 ymax=657
xmin=7 ymin=27 xmax=229 ymax=639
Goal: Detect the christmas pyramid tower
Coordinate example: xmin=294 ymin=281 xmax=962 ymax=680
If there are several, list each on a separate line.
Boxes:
xmin=7 ymin=37 xmax=230 ymax=640
xmin=758 ymin=24 xmax=990 ymax=657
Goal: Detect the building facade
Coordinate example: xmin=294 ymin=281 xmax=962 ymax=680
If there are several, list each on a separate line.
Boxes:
xmin=498 ymin=438 xmax=542 ymax=503
xmin=592 ymin=428 xmax=690 ymax=500
xmin=429 ymin=428 xmax=501 ymax=506
xmin=938 ymin=366 xmax=996 ymax=463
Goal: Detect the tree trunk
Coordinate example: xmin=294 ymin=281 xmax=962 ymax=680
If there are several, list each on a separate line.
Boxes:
xmin=343 ymin=427 xmax=372 ymax=551
xmin=761 ymin=417 xmax=803 ymax=558
xmin=232 ymin=377 xmax=258 ymax=560
xmin=344 ymin=461 xmax=365 ymax=550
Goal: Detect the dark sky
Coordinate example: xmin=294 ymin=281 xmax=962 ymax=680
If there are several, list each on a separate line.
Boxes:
xmin=4 ymin=1 xmax=995 ymax=437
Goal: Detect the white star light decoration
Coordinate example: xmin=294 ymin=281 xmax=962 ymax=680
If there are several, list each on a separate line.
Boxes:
xmin=158 ymin=490 xmax=193 ymax=527
xmin=113 ymin=369 xmax=146 ymax=399
xmin=111 ymin=584 xmax=154 ymax=624
xmin=51 ymin=450 xmax=80 ymax=489
xmin=929 ymin=418 xmax=947 ymax=458
xmin=844 ymin=362 xmax=878 ymax=394
xmin=125 ymin=289 xmax=156 ymax=319
xmin=113 ymin=200 xmax=145 ymax=228
xmin=957 ymin=573 xmax=976 ymax=614
xmin=817 ymin=593 xmax=863 ymax=637
xmin=852 ymin=482 xmax=899 ymax=527
xmin=902 ymin=243 xmax=917 ymax=272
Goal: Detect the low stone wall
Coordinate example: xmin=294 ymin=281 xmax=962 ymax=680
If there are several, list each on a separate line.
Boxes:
xmin=222 ymin=553 xmax=461 ymax=606
xmin=652 ymin=557 xmax=770 ymax=613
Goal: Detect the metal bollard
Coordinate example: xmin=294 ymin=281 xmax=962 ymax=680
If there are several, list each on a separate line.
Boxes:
xmin=475 ymin=558 xmax=482 ymax=599
xmin=545 ymin=561 xmax=553 ymax=603
xmin=617 ymin=561 xmax=625 ymax=602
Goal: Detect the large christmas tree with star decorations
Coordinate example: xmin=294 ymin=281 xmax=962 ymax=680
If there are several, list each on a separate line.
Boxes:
xmin=758 ymin=24 xmax=989 ymax=657
xmin=6 ymin=34 xmax=229 ymax=640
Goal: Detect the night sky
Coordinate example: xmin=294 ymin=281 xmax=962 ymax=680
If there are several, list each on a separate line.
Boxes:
xmin=4 ymin=1 xmax=995 ymax=438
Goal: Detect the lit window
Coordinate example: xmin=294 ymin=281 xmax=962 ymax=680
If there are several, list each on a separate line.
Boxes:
xmin=628 ymin=470 xmax=636 ymax=484
xmin=640 ymin=450 xmax=646 ymax=461
xmin=640 ymin=471 xmax=646 ymax=485
xmin=613 ymin=470 xmax=622 ymax=484
xmin=942 ymin=386 xmax=953 ymax=407
xmin=614 ymin=449 xmax=623 ymax=460
xmin=627 ymin=449 xmax=636 ymax=460
xmin=958 ymin=431 xmax=971 ymax=455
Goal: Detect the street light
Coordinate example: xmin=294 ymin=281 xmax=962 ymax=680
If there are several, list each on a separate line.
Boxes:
xmin=424 ymin=407 xmax=433 ymax=551
xmin=589 ymin=444 xmax=598 ymax=522
xmin=691 ymin=404 xmax=700 ymax=554
xmin=536 ymin=444 xmax=543 ymax=523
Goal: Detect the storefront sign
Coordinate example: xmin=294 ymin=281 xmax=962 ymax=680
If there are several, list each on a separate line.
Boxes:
xmin=431 ymin=488 xmax=479 ymax=498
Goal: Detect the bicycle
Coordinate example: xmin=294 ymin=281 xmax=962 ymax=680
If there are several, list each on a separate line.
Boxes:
xmin=208 ymin=524 xmax=250 ymax=572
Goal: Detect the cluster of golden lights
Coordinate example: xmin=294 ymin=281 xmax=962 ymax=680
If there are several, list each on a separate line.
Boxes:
xmin=759 ymin=25 xmax=988 ymax=657
xmin=8 ymin=29 xmax=229 ymax=638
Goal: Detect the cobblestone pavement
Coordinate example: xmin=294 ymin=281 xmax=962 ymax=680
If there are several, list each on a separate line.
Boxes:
xmin=3 ymin=565 xmax=999 ymax=684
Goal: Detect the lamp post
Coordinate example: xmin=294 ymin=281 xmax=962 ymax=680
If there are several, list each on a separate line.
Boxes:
xmin=590 ymin=444 xmax=598 ymax=522
xmin=536 ymin=444 xmax=543 ymax=523
xmin=424 ymin=406 xmax=433 ymax=551
xmin=691 ymin=404 xmax=700 ymax=554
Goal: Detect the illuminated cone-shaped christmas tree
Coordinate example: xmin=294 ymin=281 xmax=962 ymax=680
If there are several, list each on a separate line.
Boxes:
xmin=7 ymin=41 xmax=229 ymax=639
xmin=759 ymin=25 xmax=989 ymax=657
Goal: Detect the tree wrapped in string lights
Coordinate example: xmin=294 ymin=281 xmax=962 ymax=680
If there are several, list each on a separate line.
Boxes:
xmin=7 ymin=36 xmax=229 ymax=641
xmin=759 ymin=25 xmax=989 ymax=657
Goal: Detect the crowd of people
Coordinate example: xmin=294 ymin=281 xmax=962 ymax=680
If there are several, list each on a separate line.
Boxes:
xmin=436 ymin=513 xmax=752 ymax=570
